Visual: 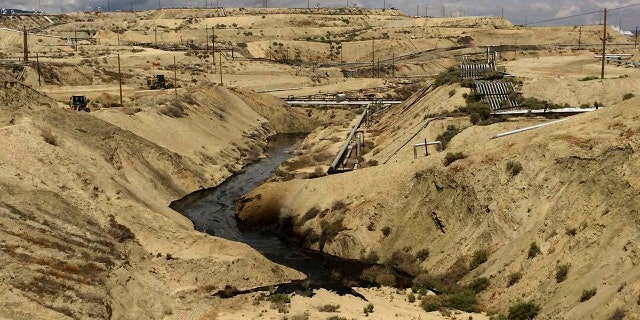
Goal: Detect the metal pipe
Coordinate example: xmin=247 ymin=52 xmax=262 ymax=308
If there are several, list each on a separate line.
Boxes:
xmin=491 ymin=118 xmax=569 ymax=139
xmin=328 ymin=105 xmax=370 ymax=174
xmin=413 ymin=141 xmax=442 ymax=159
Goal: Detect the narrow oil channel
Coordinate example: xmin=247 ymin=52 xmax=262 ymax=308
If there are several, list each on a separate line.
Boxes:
xmin=170 ymin=134 xmax=398 ymax=295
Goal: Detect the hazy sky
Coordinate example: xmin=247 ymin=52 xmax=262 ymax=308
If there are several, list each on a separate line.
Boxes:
xmin=3 ymin=0 xmax=640 ymax=28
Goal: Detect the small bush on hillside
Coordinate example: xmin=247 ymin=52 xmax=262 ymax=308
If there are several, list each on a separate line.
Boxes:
xmin=506 ymin=160 xmax=523 ymax=176
xmin=608 ymin=308 xmax=626 ymax=320
xmin=420 ymin=295 xmax=444 ymax=312
xmin=507 ymin=272 xmax=522 ymax=287
xmin=327 ymin=316 xmax=348 ymax=320
xmin=555 ymin=263 xmax=570 ymax=283
xmin=443 ymin=152 xmax=466 ymax=166
xmin=469 ymin=249 xmax=489 ymax=270
xmin=448 ymin=89 xmax=457 ymax=97
xmin=579 ymin=76 xmax=599 ymax=81
xmin=363 ymin=303 xmax=374 ymax=315
xmin=580 ymin=287 xmax=597 ymax=302
xmin=622 ymin=93 xmax=635 ymax=101
xmin=415 ymin=248 xmax=430 ymax=261
xmin=434 ymin=66 xmax=461 ymax=87
xmin=508 ymin=301 xmax=540 ymax=320
xmin=565 ymin=227 xmax=577 ymax=236
xmin=381 ymin=226 xmax=392 ymax=237
xmin=436 ymin=125 xmax=462 ymax=149
xmin=318 ymin=304 xmax=340 ymax=312
xmin=40 ymin=127 xmax=59 ymax=146
xmin=407 ymin=292 xmax=416 ymax=302
xmin=528 ymin=242 xmax=542 ymax=259
xmin=443 ymin=288 xmax=479 ymax=312
xmin=465 ymin=101 xmax=493 ymax=125
xmin=159 ymin=103 xmax=186 ymax=118
xmin=375 ymin=273 xmax=397 ymax=287
xmin=469 ymin=277 xmax=490 ymax=292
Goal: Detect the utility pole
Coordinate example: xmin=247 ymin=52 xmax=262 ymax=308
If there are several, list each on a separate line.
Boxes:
xmin=107 ymin=0 xmax=110 ymax=11
xmin=158 ymin=0 xmax=161 ymax=10
xmin=212 ymin=26 xmax=216 ymax=66
xmin=174 ymin=56 xmax=178 ymax=99
xmin=205 ymin=25 xmax=209 ymax=51
xmin=425 ymin=3 xmax=428 ymax=17
xmin=118 ymin=54 xmax=123 ymax=106
xmin=601 ymin=8 xmax=607 ymax=80
xmin=578 ymin=26 xmax=582 ymax=50
xmin=74 ymin=28 xmax=78 ymax=52
xmin=219 ymin=52 xmax=223 ymax=85
xmin=635 ymin=26 xmax=638 ymax=49
xmin=130 ymin=1 xmax=133 ymax=11
xmin=392 ymin=53 xmax=395 ymax=77
xmin=371 ymin=38 xmax=375 ymax=78
xmin=36 ymin=53 xmax=41 ymax=86
xmin=23 ymin=26 xmax=28 ymax=62
xmin=417 ymin=4 xmax=419 ymax=16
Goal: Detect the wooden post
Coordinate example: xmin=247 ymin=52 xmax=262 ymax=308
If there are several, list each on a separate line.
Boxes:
xmin=23 ymin=26 xmax=28 ymax=62
xmin=212 ymin=26 xmax=216 ymax=66
xmin=205 ymin=25 xmax=209 ymax=51
xmin=424 ymin=139 xmax=428 ymax=156
xmin=118 ymin=54 xmax=123 ymax=106
xmin=219 ymin=53 xmax=223 ymax=85
xmin=601 ymin=8 xmax=607 ymax=80
xmin=392 ymin=53 xmax=395 ymax=77
xmin=36 ymin=52 xmax=41 ymax=86
xmin=371 ymin=38 xmax=375 ymax=78
xmin=174 ymin=56 xmax=178 ymax=99
xmin=635 ymin=26 xmax=638 ymax=49
xmin=578 ymin=26 xmax=582 ymax=50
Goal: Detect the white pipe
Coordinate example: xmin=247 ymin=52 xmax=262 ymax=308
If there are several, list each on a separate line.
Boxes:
xmin=413 ymin=141 xmax=442 ymax=158
xmin=491 ymin=118 xmax=569 ymax=139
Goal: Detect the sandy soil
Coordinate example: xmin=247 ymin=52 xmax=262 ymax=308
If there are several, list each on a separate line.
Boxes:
xmin=1 ymin=7 xmax=639 ymax=320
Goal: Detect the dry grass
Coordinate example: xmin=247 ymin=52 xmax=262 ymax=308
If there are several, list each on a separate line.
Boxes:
xmin=40 ymin=127 xmax=59 ymax=146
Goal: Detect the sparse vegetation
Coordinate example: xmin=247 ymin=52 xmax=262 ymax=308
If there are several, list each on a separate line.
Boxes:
xmin=415 ymin=248 xmax=430 ymax=261
xmin=507 ymin=272 xmax=522 ymax=287
xmin=469 ymin=277 xmax=490 ymax=292
xmin=580 ymin=287 xmax=597 ymax=302
xmin=40 ymin=127 xmax=59 ymax=146
xmin=508 ymin=301 xmax=540 ymax=320
xmin=608 ymin=308 xmax=626 ymax=320
xmin=555 ymin=263 xmax=570 ymax=283
xmin=381 ymin=226 xmax=392 ymax=237
xmin=318 ymin=304 xmax=340 ymax=312
xmin=363 ymin=303 xmax=374 ymax=316
xmin=436 ymin=125 xmax=462 ymax=149
xmin=434 ymin=66 xmax=461 ymax=87
xmin=622 ymin=93 xmax=635 ymax=101
xmin=527 ymin=242 xmax=541 ymax=259
xmin=565 ymin=227 xmax=577 ymax=236
xmin=469 ymin=249 xmax=489 ymax=270
xmin=506 ymin=160 xmax=523 ymax=176
xmin=579 ymin=76 xmax=599 ymax=81
xmin=443 ymin=152 xmax=466 ymax=166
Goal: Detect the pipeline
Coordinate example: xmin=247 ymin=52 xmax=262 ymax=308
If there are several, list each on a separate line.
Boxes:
xmin=491 ymin=118 xmax=569 ymax=139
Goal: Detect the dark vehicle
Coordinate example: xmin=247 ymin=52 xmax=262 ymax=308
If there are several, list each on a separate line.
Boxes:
xmin=146 ymin=74 xmax=174 ymax=89
xmin=69 ymin=96 xmax=90 ymax=112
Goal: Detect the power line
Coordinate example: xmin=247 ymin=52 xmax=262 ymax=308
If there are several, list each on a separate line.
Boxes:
xmin=526 ymin=2 xmax=640 ymax=26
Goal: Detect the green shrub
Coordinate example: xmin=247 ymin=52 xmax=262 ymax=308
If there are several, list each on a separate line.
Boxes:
xmin=363 ymin=303 xmax=374 ymax=315
xmin=464 ymin=101 xmax=493 ymax=125
xmin=565 ymin=227 xmax=577 ymax=236
xmin=608 ymin=308 xmax=626 ymax=320
xmin=443 ymin=288 xmax=478 ymax=312
xmin=580 ymin=288 xmax=597 ymax=302
xmin=407 ymin=292 xmax=416 ymax=302
xmin=436 ymin=125 xmax=462 ymax=149
xmin=507 ymin=272 xmax=522 ymax=287
xmin=622 ymin=93 xmax=635 ymax=101
xmin=318 ymin=304 xmax=340 ymax=312
xmin=327 ymin=316 xmax=348 ymax=320
xmin=508 ymin=301 xmax=540 ymax=320
xmin=506 ymin=160 xmax=523 ymax=176
xmin=579 ymin=76 xmax=599 ymax=81
xmin=469 ymin=249 xmax=489 ymax=270
xmin=443 ymin=152 xmax=466 ymax=166
xmin=527 ymin=242 xmax=541 ymax=259
xmin=381 ymin=226 xmax=392 ymax=237
xmin=434 ymin=67 xmax=461 ymax=87
xmin=415 ymin=248 xmax=430 ymax=261
xmin=555 ymin=263 xmax=570 ymax=283
xmin=375 ymin=273 xmax=397 ymax=287
xmin=420 ymin=295 xmax=443 ymax=312
xmin=469 ymin=277 xmax=490 ymax=292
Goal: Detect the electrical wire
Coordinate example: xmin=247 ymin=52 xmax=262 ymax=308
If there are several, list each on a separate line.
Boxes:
xmin=526 ymin=2 xmax=640 ymax=26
